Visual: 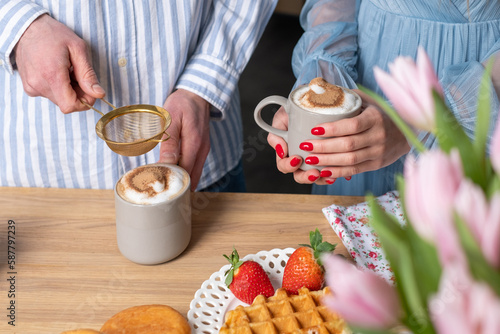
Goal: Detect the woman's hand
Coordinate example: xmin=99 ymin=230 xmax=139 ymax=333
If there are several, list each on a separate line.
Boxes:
xmin=267 ymin=90 xmax=410 ymax=185
xmin=267 ymin=106 xmax=323 ymax=184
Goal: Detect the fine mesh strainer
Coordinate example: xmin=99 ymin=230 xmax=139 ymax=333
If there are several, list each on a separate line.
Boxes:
xmin=83 ymin=98 xmax=171 ymax=156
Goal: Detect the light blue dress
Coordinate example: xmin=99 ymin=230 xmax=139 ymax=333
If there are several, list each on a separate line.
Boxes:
xmin=292 ymin=0 xmax=500 ymax=196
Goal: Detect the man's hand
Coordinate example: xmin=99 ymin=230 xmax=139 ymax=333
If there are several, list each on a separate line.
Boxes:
xmin=159 ymin=89 xmax=211 ymax=190
xmin=14 ymin=14 xmax=105 ymax=113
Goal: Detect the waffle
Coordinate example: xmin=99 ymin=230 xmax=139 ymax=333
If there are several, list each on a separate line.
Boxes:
xmin=220 ymin=287 xmax=349 ymax=334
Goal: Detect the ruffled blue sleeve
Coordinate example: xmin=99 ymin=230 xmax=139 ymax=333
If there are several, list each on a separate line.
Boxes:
xmin=291 ymin=0 xmax=360 ymax=89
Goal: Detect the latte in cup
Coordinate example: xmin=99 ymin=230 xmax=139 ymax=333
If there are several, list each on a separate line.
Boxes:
xmin=292 ymin=77 xmax=361 ymax=115
xmin=117 ymin=165 xmax=188 ymax=205
xmin=114 ymin=163 xmax=191 ymax=265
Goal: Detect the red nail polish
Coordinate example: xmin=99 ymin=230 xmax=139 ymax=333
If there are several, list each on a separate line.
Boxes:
xmin=320 ymin=170 xmax=332 ymax=178
xmin=326 ymin=179 xmax=336 ymax=185
xmin=305 ymin=156 xmax=319 ymax=165
xmin=299 ymin=142 xmax=313 ymax=151
xmin=345 ymin=176 xmax=352 ymax=181
xmin=308 ymin=175 xmax=319 ymax=182
xmin=275 ymin=144 xmax=284 ymax=159
xmin=290 ymin=157 xmax=301 ymax=167
xmin=311 ymin=127 xmax=325 ymax=135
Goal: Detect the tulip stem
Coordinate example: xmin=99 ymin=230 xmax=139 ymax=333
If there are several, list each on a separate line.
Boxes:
xmin=359 ymin=86 xmax=427 ymax=153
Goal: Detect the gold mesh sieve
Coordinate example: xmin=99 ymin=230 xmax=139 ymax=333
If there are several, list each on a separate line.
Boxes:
xmin=82 ymin=98 xmax=171 ymax=156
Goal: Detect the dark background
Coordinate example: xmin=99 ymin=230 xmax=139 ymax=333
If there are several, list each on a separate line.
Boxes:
xmin=239 ymin=13 xmax=313 ymax=194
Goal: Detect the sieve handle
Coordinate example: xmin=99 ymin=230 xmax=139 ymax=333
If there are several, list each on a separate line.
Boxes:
xmin=81 ymin=98 xmax=116 ymax=116
xmin=81 ymin=100 xmax=104 ymax=116
xmin=150 ymin=132 xmax=171 ymax=143
xmin=100 ymin=98 xmax=116 ymax=110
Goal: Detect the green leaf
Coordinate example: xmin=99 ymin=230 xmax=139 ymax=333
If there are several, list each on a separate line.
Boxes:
xmin=367 ymin=195 xmax=406 ymax=248
xmin=223 ymin=247 xmax=242 ymax=286
xmin=346 ymin=325 xmax=393 ymax=334
xmin=433 ymin=91 xmax=488 ymax=188
xmin=490 ymin=173 xmax=500 ymax=196
xmin=225 ymin=270 xmax=234 ymax=286
xmin=405 ymin=224 xmax=442 ymax=300
xmin=433 ymin=91 xmax=473 ymax=154
xmin=474 ymin=58 xmax=494 ymax=156
xmin=317 ymin=242 xmax=336 ymax=253
xmin=359 ymin=85 xmax=426 ymax=153
xmin=305 ymin=228 xmax=337 ymax=266
xmin=368 ymin=195 xmax=439 ymax=334
xmin=310 ymin=228 xmax=322 ymax=247
xmin=455 ymin=215 xmax=500 ymax=297
xmin=397 ymin=177 xmax=442 ymax=297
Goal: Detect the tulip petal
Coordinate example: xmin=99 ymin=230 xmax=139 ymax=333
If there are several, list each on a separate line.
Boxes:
xmin=374 ymin=66 xmax=425 ymax=127
xmin=323 ymin=255 xmax=400 ymax=329
xmin=430 ymin=262 xmax=500 ymax=334
xmin=404 ymin=155 xmax=435 ymax=240
xmin=417 ymin=46 xmax=443 ymax=96
xmin=454 ymin=179 xmax=489 ymax=239
xmin=416 ymin=47 xmax=441 ymax=130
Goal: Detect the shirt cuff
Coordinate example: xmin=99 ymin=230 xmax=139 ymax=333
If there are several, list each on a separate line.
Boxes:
xmin=175 ymin=54 xmax=240 ymax=119
xmin=0 ymin=1 xmax=49 ymax=74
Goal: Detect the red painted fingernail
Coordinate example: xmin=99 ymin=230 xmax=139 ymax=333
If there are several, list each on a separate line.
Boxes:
xmin=290 ymin=157 xmax=301 ymax=167
xmin=326 ymin=179 xmax=336 ymax=185
xmin=308 ymin=175 xmax=319 ymax=182
xmin=320 ymin=170 xmax=332 ymax=178
xmin=305 ymin=156 xmax=319 ymax=165
xmin=345 ymin=176 xmax=352 ymax=181
xmin=299 ymin=142 xmax=313 ymax=151
xmin=311 ymin=127 xmax=325 ymax=135
xmin=275 ymin=144 xmax=284 ymax=159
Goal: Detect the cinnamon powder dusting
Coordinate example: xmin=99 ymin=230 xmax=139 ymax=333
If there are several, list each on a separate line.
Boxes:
xmin=302 ymin=77 xmax=344 ymax=108
xmin=128 ymin=166 xmax=171 ymax=196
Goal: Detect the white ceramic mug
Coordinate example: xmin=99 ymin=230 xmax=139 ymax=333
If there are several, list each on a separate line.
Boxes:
xmin=254 ymin=85 xmax=362 ymax=170
xmin=114 ymin=163 xmax=191 ymax=265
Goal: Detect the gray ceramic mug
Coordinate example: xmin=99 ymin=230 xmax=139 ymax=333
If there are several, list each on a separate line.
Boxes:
xmin=254 ymin=85 xmax=362 ymax=170
xmin=114 ymin=163 xmax=191 ymax=265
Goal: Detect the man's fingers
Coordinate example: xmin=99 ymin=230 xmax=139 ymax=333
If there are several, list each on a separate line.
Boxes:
xmin=159 ymin=121 xmax=181 ymax=165
xmin=70 ymin=43 xmax=105 ymax=98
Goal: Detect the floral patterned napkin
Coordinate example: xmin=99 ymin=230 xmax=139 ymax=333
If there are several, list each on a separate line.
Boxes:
xmin=322 ymin=191 xmax=406 ymax=284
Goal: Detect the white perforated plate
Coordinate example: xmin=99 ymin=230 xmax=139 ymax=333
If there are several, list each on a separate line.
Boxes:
xmin=187 ymin=248 xmax=295 ymax=334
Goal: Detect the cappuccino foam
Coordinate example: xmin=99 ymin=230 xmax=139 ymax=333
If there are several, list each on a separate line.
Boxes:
xmin=292 ymin=77 xmax=360 ymax=115
xmin=117 ymin=165 xmax=187 ymax=205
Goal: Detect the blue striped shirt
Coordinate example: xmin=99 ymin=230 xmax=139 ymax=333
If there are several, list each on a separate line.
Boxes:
xmin=0 ymin=0 xmax=276 ymax=190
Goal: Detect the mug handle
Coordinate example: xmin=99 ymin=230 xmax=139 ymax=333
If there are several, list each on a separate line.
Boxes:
xmin=253 ymin=96 xmax=288 ymax=142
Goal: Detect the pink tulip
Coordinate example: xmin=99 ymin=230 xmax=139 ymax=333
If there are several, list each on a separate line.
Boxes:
xmin=492 ymin=117 xmax=500 ymax=174
xmin=374 ymin=46 xmax=443 ymax=132
xmin=429 ymin=262 xmax=500 ymax=334
xmin=322 ymin=255 xmax=401 ymax=330
xmin=404 ymin=150 xmax=466 ymax=266
xmin=455 ymin=181 xmax=500 ymax=268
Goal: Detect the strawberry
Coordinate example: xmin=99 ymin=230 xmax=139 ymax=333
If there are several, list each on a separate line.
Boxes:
xmin=223 ymin=248 xmax=275 ymax=304
xmin=282 ymin=229 xmax=336 ymax=295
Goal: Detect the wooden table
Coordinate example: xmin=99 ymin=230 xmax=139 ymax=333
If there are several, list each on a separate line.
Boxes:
xmin=0 ymin=187 xmax=363 ymax=333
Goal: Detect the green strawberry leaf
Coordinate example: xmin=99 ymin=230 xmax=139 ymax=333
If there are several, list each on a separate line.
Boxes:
xmin=224 ymin=270 xmax=234 ymax=286
xmin=310 ymin=229 xmax=323 ymax=248
xmin=306 ymin=228 xmax=337 ymax=266
xmin=223 ymin=247 xmax=243 ymax=286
